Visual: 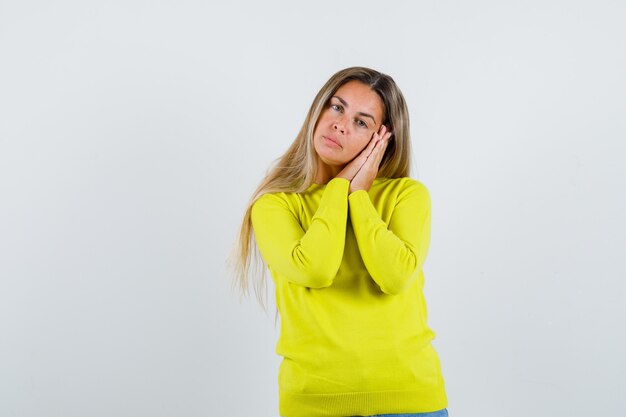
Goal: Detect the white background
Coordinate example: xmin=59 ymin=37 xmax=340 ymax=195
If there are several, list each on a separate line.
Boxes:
xmin=1 ymin=1 xmax=625 ymax=416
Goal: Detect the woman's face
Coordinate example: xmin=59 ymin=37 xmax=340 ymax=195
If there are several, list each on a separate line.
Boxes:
xmin=313 ymin=80 xmax=385 ymax=168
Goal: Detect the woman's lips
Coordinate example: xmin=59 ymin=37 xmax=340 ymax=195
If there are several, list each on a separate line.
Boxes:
xmin=323 ymin=135 xmax=341 ymax=148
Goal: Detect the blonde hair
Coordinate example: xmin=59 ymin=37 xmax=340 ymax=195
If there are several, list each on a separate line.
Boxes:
xmin=229 ymin=66 xmax=412 ymax=311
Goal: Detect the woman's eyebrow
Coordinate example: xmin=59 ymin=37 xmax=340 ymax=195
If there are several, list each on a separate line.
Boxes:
xmin=332 ymin=95 xmax=377 ymax=125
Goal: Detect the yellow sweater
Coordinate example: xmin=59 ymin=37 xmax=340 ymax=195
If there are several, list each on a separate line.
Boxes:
xmin=250 ymin=176 xmax=448 ymax=417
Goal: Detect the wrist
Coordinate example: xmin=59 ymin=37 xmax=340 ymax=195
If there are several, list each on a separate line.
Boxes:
xmin=349 ymin=186 xmax=368 ymax=194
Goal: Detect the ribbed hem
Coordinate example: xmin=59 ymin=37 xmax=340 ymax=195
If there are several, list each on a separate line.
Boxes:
xmin=279 ymin=382 xmax=448 ymax=417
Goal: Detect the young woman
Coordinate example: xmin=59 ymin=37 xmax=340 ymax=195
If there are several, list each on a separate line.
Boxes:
xmin=232 ymin=67 xmax=449 ymax=417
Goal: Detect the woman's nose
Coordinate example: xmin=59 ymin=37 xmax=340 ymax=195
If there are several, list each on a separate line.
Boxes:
xmin=333 ymin=117 xmax=346 ymax=133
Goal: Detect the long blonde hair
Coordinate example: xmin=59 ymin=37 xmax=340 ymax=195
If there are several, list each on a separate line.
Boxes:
xmin=229 ymin=66 xmax=412 ymax=311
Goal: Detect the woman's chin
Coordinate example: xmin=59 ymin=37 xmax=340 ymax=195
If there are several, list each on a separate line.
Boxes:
xmin=317 ymin=154 xmax=348 ymax=168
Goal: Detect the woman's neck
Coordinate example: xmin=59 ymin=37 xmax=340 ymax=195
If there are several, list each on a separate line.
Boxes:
xmin=314 ymin=159 xmax=345 ymax=184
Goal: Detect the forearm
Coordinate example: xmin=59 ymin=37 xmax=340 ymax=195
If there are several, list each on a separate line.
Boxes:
xmin=348 ymin=183 xmax=431 ymax=295
xmin=251 ymin=177 xmax=350 ymax=288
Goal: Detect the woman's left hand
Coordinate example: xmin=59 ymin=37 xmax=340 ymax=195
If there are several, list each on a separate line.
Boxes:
xmin=349 ymin=124 xmax=392 ymax=193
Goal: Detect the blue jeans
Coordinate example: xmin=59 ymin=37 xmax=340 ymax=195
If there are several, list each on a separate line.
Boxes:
xmin=281 ymin=408 xmax=448 ymax=417
xmin=352 ymin=409 xmax=448 ymax=417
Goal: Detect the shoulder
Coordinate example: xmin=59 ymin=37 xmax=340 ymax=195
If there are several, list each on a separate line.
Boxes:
xmin=251 ymin=190 xmax=301 ymax=219
xmin=252 ymin=191 xmax=288 ymax=210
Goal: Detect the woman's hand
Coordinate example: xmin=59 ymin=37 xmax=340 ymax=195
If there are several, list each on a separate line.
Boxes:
xmin=346 ymin=125 xmax=392 ymax=193
xmin=334 ymin=131 xmax=378 ymax=183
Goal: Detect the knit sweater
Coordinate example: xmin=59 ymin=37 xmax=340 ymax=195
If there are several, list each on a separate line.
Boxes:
xmin=250 ymin=176 xmax=448 ymax=417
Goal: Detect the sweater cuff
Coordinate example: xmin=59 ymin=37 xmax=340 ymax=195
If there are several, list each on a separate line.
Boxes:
xmin=315 ymin=177 xmax=350 ymax=215
xmin=348 ymin=189 xmax=381 ymax=224
xmin=326 ymin=177 xmax=350 ymax=191
xmin=348 ymin=189 xmax=372 ymax=206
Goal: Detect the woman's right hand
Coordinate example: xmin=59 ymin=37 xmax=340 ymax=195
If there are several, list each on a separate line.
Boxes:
xmin=335 ymin=133 xmax=380 ymax=182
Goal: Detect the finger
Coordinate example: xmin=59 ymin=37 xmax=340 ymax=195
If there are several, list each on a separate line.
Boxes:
xmin=372 ymin=125 xmax=388 ymax=146
xmin=359 ymin=141 xmax=383 ymax=172
xmin=371 ymin=136 xmax=389 ymax=164
xmin=361 ymin=133 xmax=379 ymax=157
xmin=379 ymin=128 xmax=392 ymax=141
xmin=376 ymin=125 xmax=387 ymax=139
xmin=375 ymin=133 xmax=389 ymax=150
xmin=376 ymin=133 xmax=392 ymax=152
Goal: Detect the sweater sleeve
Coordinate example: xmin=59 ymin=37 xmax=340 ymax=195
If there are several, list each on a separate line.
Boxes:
xmin=348 ymin=180 xmax=432 ymax=295
xmin=250 ymin=177 xmax=350 ymax=288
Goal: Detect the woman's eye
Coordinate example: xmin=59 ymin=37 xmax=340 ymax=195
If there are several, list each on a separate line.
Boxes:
xmin=356 ymin=119 xmax=367 ymax=128
xmin=331 ymin=104 xmax=342 ymax=112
